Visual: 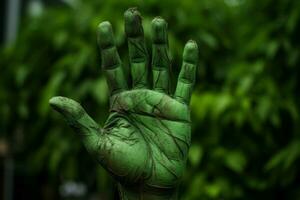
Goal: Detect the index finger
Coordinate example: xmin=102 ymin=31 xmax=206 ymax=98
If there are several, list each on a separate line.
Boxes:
xmin=97 ymin=21 xmax=128 ymax=95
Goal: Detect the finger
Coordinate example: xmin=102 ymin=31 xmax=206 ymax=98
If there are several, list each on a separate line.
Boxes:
xmin=49 ymin=96 xmax=101 ymax=154
xmin=174 ymin=40 xmax=198 ymax=104
xmin=124 ymin=8 xmax=148 ymax=89
xmin=97 ymin=21 xmax=128 ymax=95
xmin=151 ymin=17 xmax=171 ymax=94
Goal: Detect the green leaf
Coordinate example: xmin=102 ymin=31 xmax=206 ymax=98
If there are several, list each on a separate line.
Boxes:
xmin=188 ymin=144 xmax=203 ymax=167
xmin=224 ymin=151 xmax=247 ymax=173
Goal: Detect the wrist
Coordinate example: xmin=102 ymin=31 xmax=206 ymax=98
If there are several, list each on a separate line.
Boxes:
xmin=117 ymin=183 xmax=179 ymax=200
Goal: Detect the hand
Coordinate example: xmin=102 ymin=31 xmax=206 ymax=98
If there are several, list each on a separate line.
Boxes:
xmin=49 ymin=8 xmax=198 ymax=200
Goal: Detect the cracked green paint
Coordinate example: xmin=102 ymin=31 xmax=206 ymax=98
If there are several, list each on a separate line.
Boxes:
xmin=49 ymin=8 xmax=198 ymax=200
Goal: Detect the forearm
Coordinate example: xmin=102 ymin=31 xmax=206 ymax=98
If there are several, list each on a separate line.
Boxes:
xmin=117 ymin=183 xmax=179 ymax=200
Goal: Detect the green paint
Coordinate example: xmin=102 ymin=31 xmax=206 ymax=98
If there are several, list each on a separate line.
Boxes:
xmin=50 ymin=8 xmax=198 ymax=200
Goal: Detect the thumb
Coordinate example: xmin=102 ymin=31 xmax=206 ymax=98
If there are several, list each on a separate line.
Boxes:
xmin=49 ymin=96 xmax=101 ymax=154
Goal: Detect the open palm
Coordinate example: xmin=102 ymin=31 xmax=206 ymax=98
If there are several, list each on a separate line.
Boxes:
xmin=50 ymin=8 xmax=198 ymax=200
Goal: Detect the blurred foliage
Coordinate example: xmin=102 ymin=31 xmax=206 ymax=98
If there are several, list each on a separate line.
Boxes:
xmin=0 ymin=0 xmax=300 ymax=199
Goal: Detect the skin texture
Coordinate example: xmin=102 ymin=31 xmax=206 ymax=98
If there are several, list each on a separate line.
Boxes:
xmin=49 ymin=8 xmax=198 ymax=200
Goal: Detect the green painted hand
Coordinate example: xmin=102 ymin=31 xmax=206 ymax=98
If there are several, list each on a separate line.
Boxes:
xmin=49 ymin=8 xmax=198 ymax=200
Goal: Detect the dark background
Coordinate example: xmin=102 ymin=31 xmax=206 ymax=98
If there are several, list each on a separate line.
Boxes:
xmin=0 ymin=0 xmax=300 ymax=199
